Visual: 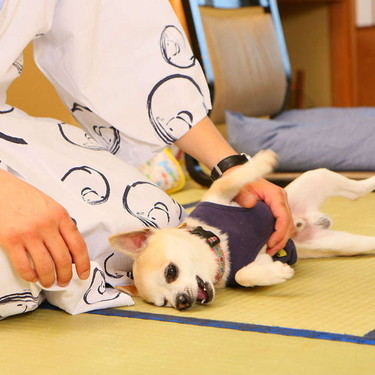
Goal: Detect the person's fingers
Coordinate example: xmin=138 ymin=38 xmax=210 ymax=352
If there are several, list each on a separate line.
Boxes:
xmin=266 ymin=222 xmax=294 ymax=255
xmin=44 ymin=234 xmax=73 ymax=287
xmin=6 ymin=245 xmax=38 ymax=283
xmin=1 ymin=222 xmax=56 ymax=286
xmin=26 ymin=241 xmax=56 ymax=288
xmin=234 ymin=189 xmax=257 ymax=208
xmin=59 ymin=215 xmax=90 ymax=281
xmin=234 ymin=178 xmax=295 ymax=254
xmin=0 ymin=171 xmax=90 ymax=286
xmin=266 ymin=191 xmax=294 ymax=254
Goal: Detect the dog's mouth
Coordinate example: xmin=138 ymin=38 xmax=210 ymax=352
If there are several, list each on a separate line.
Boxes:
xmin=196 ymin=276 xmax=214 ymax=304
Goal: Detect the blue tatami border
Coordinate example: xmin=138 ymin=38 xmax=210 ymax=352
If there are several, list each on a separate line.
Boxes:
xmin=42 ymin=304 xmax=375 ymax=346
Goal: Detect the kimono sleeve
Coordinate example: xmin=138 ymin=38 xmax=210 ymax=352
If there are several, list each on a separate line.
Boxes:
xmin=33 ymin=0 xmax=212 ymax=166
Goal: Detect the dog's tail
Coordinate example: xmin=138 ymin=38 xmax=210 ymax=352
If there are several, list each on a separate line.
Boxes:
xmin=203 ymin=150 xmax=278 ymax=204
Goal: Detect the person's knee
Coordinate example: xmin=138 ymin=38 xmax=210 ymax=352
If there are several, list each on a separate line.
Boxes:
xmin=0 ymin=289 xmax=44 ymax=319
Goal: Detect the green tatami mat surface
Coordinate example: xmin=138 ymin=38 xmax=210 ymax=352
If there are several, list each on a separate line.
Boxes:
xmin=1 ymin=308 xmax=374 ymax=375
xmin=127 ymin=192 xmax=374 ymax=339
xmin=110 ymin=252 xmax=375 ymax=340
xmin=2 ymin=192 xmax=374 ymax=374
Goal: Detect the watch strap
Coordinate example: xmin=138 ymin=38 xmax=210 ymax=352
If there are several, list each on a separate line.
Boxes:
xmin=211 ymin=153 xmax=250 ymax=181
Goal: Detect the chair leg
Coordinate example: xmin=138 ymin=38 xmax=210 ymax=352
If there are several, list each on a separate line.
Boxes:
xmin=293 ymin=69 xmax=305 ymax=109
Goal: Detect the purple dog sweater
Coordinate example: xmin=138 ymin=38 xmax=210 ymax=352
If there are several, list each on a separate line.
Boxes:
xmin=189 ymin=201 xmax=297 ymax=287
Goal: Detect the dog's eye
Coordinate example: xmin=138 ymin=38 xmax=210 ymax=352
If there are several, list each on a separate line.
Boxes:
xmin=165 ymin=263 xmax=178 ymax=283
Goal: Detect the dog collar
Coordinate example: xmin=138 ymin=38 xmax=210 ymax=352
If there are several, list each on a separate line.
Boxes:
xmin=178 ymin=223 xmax=225 ymax=283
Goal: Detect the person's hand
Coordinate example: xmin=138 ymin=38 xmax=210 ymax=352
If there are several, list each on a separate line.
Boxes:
xmin=234 ymin=177 xmax=295 ymax=255
xmin=0 ymin=170 xmax=90 ymax=288
xmin=174 ymin=115 xmax=294 ymax=251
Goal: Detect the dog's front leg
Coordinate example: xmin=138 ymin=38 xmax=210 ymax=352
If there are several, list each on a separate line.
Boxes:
xmin=296 ymin=229 xmax=375 ymax=258
xmin=234 ymin=253 xmax=295 ymax=287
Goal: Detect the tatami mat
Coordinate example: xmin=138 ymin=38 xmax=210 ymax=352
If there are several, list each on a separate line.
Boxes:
xmin=109 ymin=253 xmax=375 ymax=341
xmin=107 ymin=193 xmax=375 ymax=344
xmin=173 ymin=188 xmax=375 ymax=335
xmin=2 ymin=190 xmax=375 ymax=374
xmin=1 ymin=308 xmax=374 ymax=375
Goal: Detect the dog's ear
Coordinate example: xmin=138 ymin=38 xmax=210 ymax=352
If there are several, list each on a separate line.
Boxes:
xmin=115 ymin=285 xmax=139 ymax=297
xmin=109 ymin=229 xmax=153 ymax=258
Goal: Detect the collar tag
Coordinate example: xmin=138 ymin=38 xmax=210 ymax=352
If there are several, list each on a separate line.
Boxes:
xmin=190 ymin=226 xmax=221 ymax=247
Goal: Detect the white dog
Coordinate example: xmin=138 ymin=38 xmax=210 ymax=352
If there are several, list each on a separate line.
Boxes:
xmin=110 ymin=150 xmax=375 ymax=310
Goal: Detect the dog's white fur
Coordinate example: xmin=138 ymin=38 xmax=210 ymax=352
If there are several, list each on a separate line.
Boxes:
xmin=109 ymin=150 xmax=375 ymax=310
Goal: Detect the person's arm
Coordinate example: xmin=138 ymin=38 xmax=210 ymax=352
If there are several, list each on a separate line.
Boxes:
xmin=174 ymin=116 xmax=237 ymax=170
xmin=0 ymin=169 xmax=90 ymax=287
xmin=175 ymin=116 xmax=294 ymax=254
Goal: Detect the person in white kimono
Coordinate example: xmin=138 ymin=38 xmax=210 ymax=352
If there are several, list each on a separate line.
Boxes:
xmin=0 ymin=0 xmax=293 ymax=319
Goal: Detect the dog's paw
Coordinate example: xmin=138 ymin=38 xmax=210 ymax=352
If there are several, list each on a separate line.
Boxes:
xmin=251 ymin=150 xmax=278 ymax=176
xmin=235 ymin=261 xmax=294 ymax=287
xmin=264 ymin=262 xmax=295 ymax=285
xmin=314 ymin=214 xmax=332 ymax=229
xmin=305 ymin=212 xmax=333 ymax=230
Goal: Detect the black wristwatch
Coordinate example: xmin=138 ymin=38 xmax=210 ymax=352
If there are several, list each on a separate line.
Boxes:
xmin=211 ymin=153 xmax=251 ymax=181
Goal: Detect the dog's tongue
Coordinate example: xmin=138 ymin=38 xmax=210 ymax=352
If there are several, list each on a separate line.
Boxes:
xmin=197 ymin=286 xmax=207 ymax=302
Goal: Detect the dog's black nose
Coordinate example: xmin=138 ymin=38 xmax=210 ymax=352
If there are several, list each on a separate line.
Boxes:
xmin=175 ymin=293 xmax=193 ymax=311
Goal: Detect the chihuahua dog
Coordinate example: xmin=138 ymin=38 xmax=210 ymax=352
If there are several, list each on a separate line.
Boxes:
xmin=110 ymin=150 xmax=375 ymax=310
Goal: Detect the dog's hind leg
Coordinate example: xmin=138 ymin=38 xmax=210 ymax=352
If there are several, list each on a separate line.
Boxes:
xmin=286 ymin=170 xmax=375 ymax=238
xmin=234 ymin=253 xmax=295 ymax=287
xmin=286 ymin=169 xmax=375 ymax=215
xmin=296 ymin=229 xmax=375 ymax=258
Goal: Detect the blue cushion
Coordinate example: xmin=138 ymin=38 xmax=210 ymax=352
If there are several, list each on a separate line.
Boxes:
xmin=226 ymin=108 xmax=375 ymax=171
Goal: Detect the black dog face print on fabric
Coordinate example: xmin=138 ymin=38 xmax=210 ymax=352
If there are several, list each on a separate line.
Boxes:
xmin=123 ymin=181 xmax=183 ymax=228
xmin=0 ymin=291 xmax=43 ymax=319
xmin=61 ymin=166 xmax=110 ymax=205
xmin=12 ymin=54 xmax=23 ymax=75
xmin=0 ymin=131 xmax=27 ymax=145
xmin=147 ymin=74 xmax=207 ymax=144
xmin=0 ymin=111 xmax=28 ymax=144
xmin=58 ymin=122 xmax=105 ymax=151
xmin=71 ymin=103 xmax=121 ymax=154
xmin=0 ymin=106 xmax=15 ymax=115
xmin=83 ymin=267 xmax=121 ymax=305
xmin=160 ymin=25 xmax=195 ymax=68
xmin=104 ymin=253 xmax=124 ymax=280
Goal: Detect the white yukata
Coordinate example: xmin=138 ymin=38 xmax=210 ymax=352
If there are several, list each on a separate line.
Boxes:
xmin=0 ymin=0 xmax=211 ymax=319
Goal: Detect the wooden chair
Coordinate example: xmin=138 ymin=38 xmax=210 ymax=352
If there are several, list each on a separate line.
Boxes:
xmin=182 ymin=0 xmax=374 ymax=186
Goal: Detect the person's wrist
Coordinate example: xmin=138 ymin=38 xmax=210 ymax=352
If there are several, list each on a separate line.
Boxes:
xmin=210 ymin=153 xmax=251 ymax=181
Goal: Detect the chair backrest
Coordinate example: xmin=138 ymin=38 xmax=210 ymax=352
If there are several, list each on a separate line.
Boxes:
xmin=183 ymin=0 xmax=292 ymax=124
